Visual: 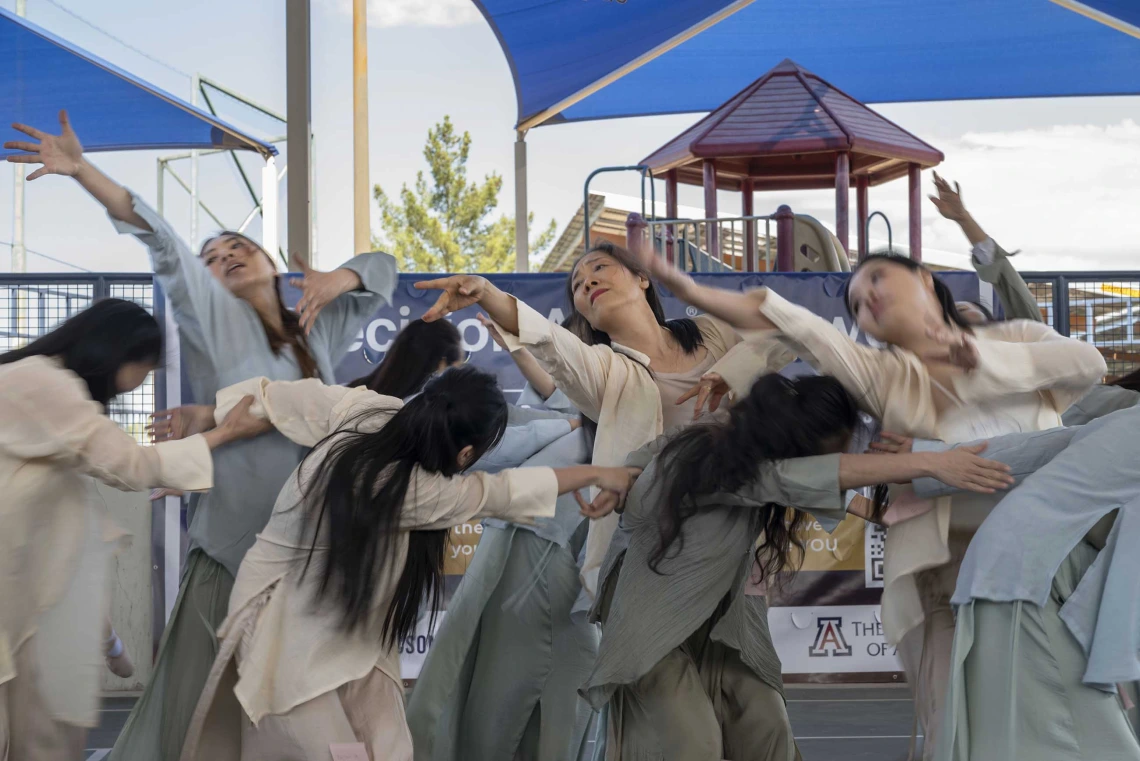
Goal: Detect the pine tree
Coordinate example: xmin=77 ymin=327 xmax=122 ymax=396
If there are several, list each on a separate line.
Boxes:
xmin=372 ymin=116 xmax=556 ymax=272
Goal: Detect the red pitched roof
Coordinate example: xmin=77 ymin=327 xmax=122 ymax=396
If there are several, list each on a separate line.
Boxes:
xmin=643 ymin=59 xmax=942 ymax=189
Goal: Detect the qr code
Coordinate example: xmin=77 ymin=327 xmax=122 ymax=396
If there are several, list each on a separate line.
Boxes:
xmin=864 ymin=521 xmax=886 ymax=588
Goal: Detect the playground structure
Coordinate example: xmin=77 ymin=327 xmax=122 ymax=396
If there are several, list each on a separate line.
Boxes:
xmin=627 ymin=59 xmax=943 ymax=275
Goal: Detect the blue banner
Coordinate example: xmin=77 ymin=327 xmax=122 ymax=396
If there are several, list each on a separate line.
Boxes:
xmin=300 ymin=271 xmax=982 ymax=399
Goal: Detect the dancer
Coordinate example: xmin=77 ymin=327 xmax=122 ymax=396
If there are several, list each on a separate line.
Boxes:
xmin=416 ymin=241 xmax=774 ymax=601
xmin=176 ymin=366 xmax=639 ymax=760
xmin=0 ymin=299 xmax=266 ymax=761
xmin=5 ymin=110 xmax=398 ymax=761
xmin=891 ymin=408 xmax=1140 ymax=760
xmin=416 ymin=243 xmax=796 ymax=756
xmin=408 ymin=321 xmax=601 ymax=761
xmin=929 ymin=173 xmax=1139 ymax=428
xmin=582 ymin=372 xmax=1015 ymax=761
xmin=634 ymin=247 xmax=1105 ymax=759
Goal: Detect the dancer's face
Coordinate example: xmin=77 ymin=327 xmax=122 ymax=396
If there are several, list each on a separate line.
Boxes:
xmin=200 ymin=234 xmax=277 ymax=299
xmin=847 ymin=258 xmax=941 ymax=345
xmin=115 ymin=360 xmax=158 ymax=394
xmin=569 ymin=251 xmax=651 ymax=334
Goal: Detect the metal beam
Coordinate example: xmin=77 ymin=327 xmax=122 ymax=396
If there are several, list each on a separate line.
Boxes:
xmin=515 ymin=131 xmax=529 ymax=272
xmin=353 ymin=0 xmax=371 ymax=254
xmin=287 ymin=0 xmax=313 ymax=266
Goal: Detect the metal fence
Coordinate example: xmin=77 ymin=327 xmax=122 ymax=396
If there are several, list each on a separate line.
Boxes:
xmin=1023 ymin=273 xmax=1140 ymax=379
xmin=0 ymin=274 xmax=162 ymax=443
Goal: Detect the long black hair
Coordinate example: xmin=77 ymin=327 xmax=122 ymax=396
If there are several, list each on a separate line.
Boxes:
xmin=564 ymin=240 xmax=704 ymax=354
xmin=298 ymin=365 xmax=508 ymax=646
xmin=0 ymin=298 xmax=161 ymax=406
xmin=650 ymin=373 xmax=879 ymax=582
xmin=1111 ymin=366 xmax=1140 ymax=394
xmin=200 ymin=231 xmax=320 ymax=379
xmin=844 ymin=253 xmax=975 ymax=333
xmin=349 ymin=319 xmax=463 ymax=397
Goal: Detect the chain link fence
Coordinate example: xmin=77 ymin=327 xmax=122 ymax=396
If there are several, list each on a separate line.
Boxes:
xmin=1023 ymin=273 xmax=1140 ymax=380
xmin=1 ymin=275 xmax=162 ymax=444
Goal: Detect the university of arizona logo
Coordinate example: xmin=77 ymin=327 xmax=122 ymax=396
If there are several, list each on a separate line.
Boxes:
xmin=809 ymin=616 xmax=852 ymax=657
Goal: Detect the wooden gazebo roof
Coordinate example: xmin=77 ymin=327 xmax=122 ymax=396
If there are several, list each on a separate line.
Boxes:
xmin=642 ymin=59 xmax=943 ymax=191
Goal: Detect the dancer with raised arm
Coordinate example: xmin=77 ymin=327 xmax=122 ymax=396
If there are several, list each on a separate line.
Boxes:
xmin=631 ymin=245 xmax=1104 ymax=759
xmin=930 ymin=173 xmax=1139 ymax=429
xmin=5 ymin=111 xmax=398 ymax=761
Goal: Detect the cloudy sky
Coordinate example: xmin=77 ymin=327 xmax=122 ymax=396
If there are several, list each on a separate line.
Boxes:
xmin=2 ymin=0 xmax=1139 ymax=275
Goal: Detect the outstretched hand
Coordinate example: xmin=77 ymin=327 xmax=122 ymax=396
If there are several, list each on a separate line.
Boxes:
xmin=289 ymin=254 xmax=360 ymax=335
xmin=928 ymin=171 xmax=968 ymax=222
xmin=414 ymin=275 xmax=488 ymax=322
xmin=926 ymin=443 xmax=1014 ymax=494
xmin=676 ymin=372 xmax=730 ymax=420
xmin=5 ymin=110 xmax=84 ymax=180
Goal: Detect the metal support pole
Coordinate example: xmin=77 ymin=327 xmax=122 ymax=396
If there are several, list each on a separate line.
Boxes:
xmin=742 ymin=178 xmax=755 ymax=271
xmin=856 ymin=175 xmax=869 ymax=261
xmin=11 ymin=0 xmax=27 ymax=273
xmin=775 ymin=205 xmax=795 ymax=272
xmin=665 ymin=170 xmax=678 ymax=266
xmin=702 ymin=159 xmax=718 ymax=259
xmin=287 ymin=0 xmax=313 ymax=266
xmin=156 ymin=160 xmax=166 ymax=216
xmin=835 ymin=152 xmax=850 ymax=255
xmin=515 ymin=130 xmax=529 ymax=272
xmin=190 ymin=74 xmax=200 ymax=246
xmin=352 ymin=0 xmax=370 ymax=255
xmin=908 ymin=163 xmax=922 ymax=262
xmin=262 ymin=157 xmax=279 ymax=264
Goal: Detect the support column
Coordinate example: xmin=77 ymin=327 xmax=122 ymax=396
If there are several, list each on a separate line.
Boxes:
xmin=702 ymin=159 xmax=718 ymax=260
xmin=352 ymin=0 xmax=370 ymax=254
xmin=908 ymin=163 xmax=922 ymax=262
xmin=665 ymin=169 xmax=678 ymax=265
xmin=515 ymin=131 xmax=529 ymax=272
xmin=190 ymin=73 xmax=200 ymax=247
xmin=742 ymin=177 xmax=755 ymax=271
xmin=11 ymin=0 xmax=25 ymax=272
xmin=287 ymin=0 xmax=313 ymax=266
xmin=856 ymin=175 xmax=869 ymax=261
xmin=262 ymin=157 xmax=279 ymax=261
xmin=775 ymin=204 xmax=795 ymax=271
xmin=626 ymin=212 xmax=648 ymax=259
xmin=835 ymin=152 xmax=850 ymax=256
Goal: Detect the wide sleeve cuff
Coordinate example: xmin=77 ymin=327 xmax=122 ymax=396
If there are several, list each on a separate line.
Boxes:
xmin=711 ymin=330 xmax=795 ymax=396
xmin=970 ymin=237 xmax=998 ymax=267
xmin=767 ymin=454 xmax=847 ymax=531
xmin=493 ymin=297 xmax=556 ymax=353
xmin=338 ymin=252 xmax=398 ymax=302
xmin=478 ymin=467 xmax=559 ymax=525
xmin=107 ymin=189 xmax=168 ymax=237
xmin=953 ymin=338 xmax=1107 ymax=407
xmin=214 ymin=378 xmax=270 ymax=425
xmin=154 ymin=435 xmax=214 ymax=491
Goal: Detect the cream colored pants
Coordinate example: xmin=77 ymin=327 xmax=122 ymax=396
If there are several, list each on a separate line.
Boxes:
xmin=0 ymin=637 xmax=86 ymax=761
xmin=894 ymin=532 xmax=971 ymax=761
xmin=239 ymin=669 xmax=412 ymax=761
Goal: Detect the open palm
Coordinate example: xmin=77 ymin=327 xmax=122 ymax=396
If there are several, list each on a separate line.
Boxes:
xmin=4 ymin=110 xmax=84 ymax=180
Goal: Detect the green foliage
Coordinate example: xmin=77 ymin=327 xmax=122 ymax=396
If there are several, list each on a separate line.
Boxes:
xmin=372 ymin=116 xmax=556 ymax=273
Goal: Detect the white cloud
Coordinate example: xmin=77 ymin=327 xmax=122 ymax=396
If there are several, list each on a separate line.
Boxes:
xmin=337 ymin=0 xmax=483 ymax=28
xmin=772 ymin=119 xmax=1140 ymax=272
